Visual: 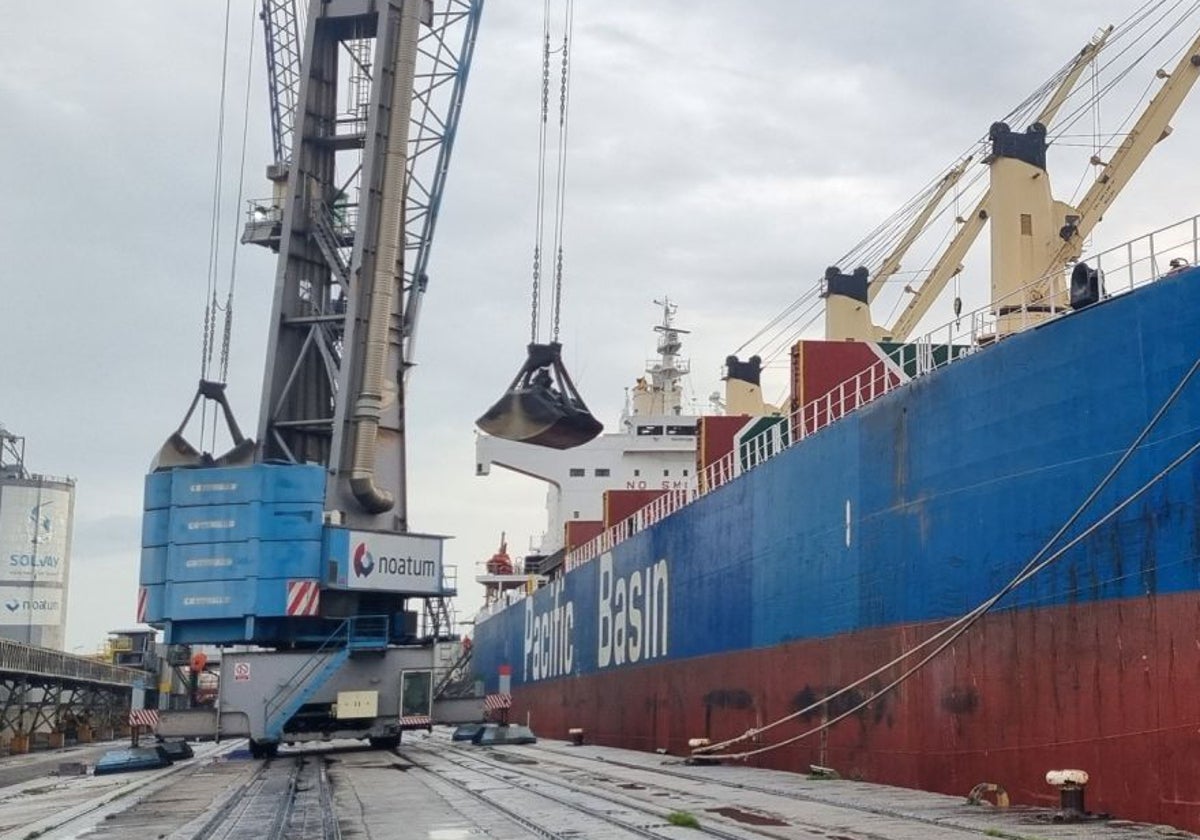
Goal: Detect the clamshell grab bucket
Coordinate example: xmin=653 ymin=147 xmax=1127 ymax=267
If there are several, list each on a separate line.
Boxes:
xmin=151 ymin=379 xmax=256 ymax=471
xmin=476 ymin=342 xmax=603 ymax=450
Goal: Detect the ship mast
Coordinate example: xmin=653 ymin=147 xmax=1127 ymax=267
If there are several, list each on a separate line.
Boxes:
xmin=630 ymin=299 xmax=691 ymax=417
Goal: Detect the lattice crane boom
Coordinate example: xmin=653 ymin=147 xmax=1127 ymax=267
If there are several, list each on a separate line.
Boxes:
xmin=255 ymin=0 xmax=483 ymax=531
xmin=261 ymin=0 xmax=304 ymax=172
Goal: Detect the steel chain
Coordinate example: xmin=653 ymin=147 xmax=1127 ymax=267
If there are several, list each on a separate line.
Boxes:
xmin=530 ymin=246 xmax=542 ymax=342
xmin=552 ymin=247 xmax=563 ymax=341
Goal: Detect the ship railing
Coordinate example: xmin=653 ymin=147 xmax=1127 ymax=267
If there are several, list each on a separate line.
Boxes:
xmin=564 ymin=213 xmax=1200 ymax=573
xmin=477 ymin=585 xmax=530 ymax=621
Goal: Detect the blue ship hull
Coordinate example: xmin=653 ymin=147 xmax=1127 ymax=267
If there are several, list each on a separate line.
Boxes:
xmin=472 ymin=267 xmax=1200 ymax=829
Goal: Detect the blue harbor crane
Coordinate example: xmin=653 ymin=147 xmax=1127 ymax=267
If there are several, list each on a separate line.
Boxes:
xmin=139 ymin=0 xmax=484 ymax=757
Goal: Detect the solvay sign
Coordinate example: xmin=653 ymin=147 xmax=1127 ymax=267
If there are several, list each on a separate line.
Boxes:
xmin=1 ymin=486 xmax=71 ymax=584
xmin=598 ymin=553 xmax=669 ymax=669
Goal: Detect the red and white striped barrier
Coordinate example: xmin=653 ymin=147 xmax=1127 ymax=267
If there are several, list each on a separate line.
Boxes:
xmin=399 ymin=715 xmax=431 ymax=727
xmin=484 ymin=693 xmax=512 ymax=711
xmin=136 ymin=587 xmax=148 ymax=623
xmin=129 ymin=708 xmax=160 ymax=728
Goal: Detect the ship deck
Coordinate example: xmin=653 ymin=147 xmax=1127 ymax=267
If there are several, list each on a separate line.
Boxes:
xmin=0 ymin=730 xmax=1192 ymax=839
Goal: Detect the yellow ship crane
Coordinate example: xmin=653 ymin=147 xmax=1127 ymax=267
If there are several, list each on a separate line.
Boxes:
xmin=824 ymin=27 xmax=1111 ymax=342
xmin=987 ymin=27 xmax=1200 ymax=334
xmin=1035 ymin=30 xmax=1200 ymax=298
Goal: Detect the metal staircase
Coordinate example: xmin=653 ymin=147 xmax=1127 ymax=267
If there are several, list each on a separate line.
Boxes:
xmin=422 ymin=597 xmax=456 ymax=641
xmin=262 ymin=616 xmax=389 ymax=740
xmin=432 ymin=641 xmax=473 ymax=699
xmin=308 ymin=202 xmax=350 ymax=288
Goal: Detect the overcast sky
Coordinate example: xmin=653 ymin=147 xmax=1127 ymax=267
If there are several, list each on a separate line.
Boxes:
xmin=2 ymin=1 xmax=1199 ymax=651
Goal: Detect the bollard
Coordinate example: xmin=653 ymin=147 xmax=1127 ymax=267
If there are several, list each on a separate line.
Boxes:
xmin=686 ymin=737 xmax=717 ymax=766
xmin=1046 ymin=769 xmax=1089 ymax=821
xmin=568 ymin=727 xmax=585 ymax=746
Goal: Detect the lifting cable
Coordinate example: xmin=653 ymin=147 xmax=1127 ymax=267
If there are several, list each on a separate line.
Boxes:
xmin=217 ymin=2 xmax=258 ymax=387
xmin=198 ymin=0 xmax=235 ymax=445
xmin=696 ymin=353 xmax=1200 ymax=760
xmin=197 ymin=0 xmax=256 ymax=451
xmin=529 ymin=0 xmax=574 ymax=343
xmin=476 ymin=0 xmax=599 ymax=450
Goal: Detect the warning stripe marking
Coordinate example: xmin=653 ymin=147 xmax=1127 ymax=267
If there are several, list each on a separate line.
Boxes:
xmin=286 ymin=580 xmax=320 ymax=616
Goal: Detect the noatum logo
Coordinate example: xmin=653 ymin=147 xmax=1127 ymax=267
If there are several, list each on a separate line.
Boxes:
xmin=353 ymin=543 xmax=375 ymax=578
xmin=375 ymin=553 xmax=436 ymax=578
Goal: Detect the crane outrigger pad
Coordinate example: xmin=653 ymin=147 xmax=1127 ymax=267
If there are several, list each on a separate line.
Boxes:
xmin=476 ymin=342 xmax=603 ymax=450
xmin=151 ymin=380 xmax=256 ymax=471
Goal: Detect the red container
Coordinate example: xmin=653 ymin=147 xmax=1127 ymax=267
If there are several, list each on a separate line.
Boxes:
xmin=603 ymin=489 xmax=668 ymax=529
xmin=696 ymin=415 xmax=749 ymax=490
xmin=564 ymin=520 xmax=604 ymax=552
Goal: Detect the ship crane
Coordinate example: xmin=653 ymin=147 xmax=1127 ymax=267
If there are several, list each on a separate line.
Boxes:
xmin=824 ymin=27 xmax=1112 ymax=342
xmin=1034 ymin=29 xmax=1200 ymax=299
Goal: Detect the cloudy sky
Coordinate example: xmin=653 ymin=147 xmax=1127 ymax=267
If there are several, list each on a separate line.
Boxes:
xmin=2 ymin=1 xmax=1199 ymax=650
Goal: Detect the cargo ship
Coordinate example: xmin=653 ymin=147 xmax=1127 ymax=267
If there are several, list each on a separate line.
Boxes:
xmin=470 ymin=18 xmax=1200 ymax=831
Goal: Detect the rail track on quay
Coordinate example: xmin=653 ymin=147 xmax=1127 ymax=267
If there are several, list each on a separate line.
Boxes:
xmin=0 ymin=741 xmax=341 ymax=840
xmin=3 ymin=731 xmax=1196 ymax=839
xmin=0 ymin=740 xmax=242 ymax=840
xmin=404 ymin=737 xmax=767 ymax=840
xmin=188 ymin=751 xmax=339 ymax=840
xmin=410 ymin=731 xmax=1199 ymax=840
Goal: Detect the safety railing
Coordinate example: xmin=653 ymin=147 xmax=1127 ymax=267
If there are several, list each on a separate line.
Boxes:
xmin=244 ymin=198 xmax=284 ymax=226
xmin=0 ymin=638 xmax=141 ymax=687
xmin=263 ymin=614 xmax=392 ymax=735
xmin=441 ymin=564 xmax=458 ymax=595
xmin=346 ymin=615 xmax=389 ymax=650
xmin=558 ymin=214 xmax=1200 ymax=574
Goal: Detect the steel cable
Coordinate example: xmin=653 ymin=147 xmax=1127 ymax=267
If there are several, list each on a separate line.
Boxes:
xmin=199 ymin=0 xmax=234 ymax=445
xmin=217 ymin=1 xmax=259 ymax=386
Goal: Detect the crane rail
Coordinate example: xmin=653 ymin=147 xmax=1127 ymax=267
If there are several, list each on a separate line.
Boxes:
xmin=405 ymin=738 xmax=768 ymax=840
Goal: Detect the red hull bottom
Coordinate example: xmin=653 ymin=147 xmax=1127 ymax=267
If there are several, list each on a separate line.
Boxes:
xmin=507 ymin=593 xmax=1200 ymax=831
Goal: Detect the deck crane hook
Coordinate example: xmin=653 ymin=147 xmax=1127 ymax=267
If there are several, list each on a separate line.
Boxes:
xmin=476 ymin=0 xmax=602 ymax=450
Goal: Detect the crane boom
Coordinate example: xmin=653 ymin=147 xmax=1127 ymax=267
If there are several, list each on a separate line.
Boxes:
xmin=867 ymin=159 xmax=969 ymax=305
xmin=1043 ymin=31 xmax=1200 ymax=276
xmin=884 ymin=27 xmax=1112 ymax=341
xmin=256 ymin=0 xmax=483 ymax=530
xmin=261 ymin=0 xmax=304 ymax=172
